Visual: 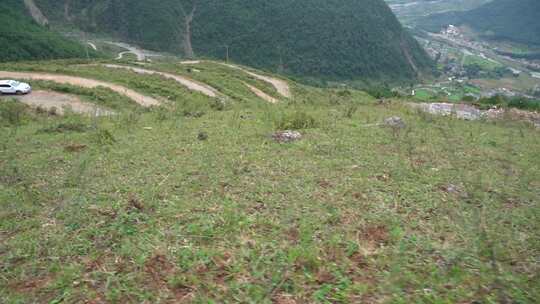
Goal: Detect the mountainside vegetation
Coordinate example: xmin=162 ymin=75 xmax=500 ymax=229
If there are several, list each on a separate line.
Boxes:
xmin=33 ymin=0 xmax=433 ymax=84
xmin=0 ymin=0 xmax=96 ymax=62
xmin=417 ymin=0 xmax=540 ymax=45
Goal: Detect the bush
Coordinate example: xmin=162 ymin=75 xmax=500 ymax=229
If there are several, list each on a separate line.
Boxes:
xmin=365 ymin=86 xmax=398 ymax=99
xmin=507 ymin=98 xmax=540 ymax=111
xmin=276 ymin=111 xmax=317 ymax=130
xmin=0 ymin=99 xmax=27 ymax=126
xmin=477 ymin=95 xmax=540 ymax=111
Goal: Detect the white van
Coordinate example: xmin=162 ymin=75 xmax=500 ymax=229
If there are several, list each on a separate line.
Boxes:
xmin=0 ymin=80 xmax=32 ymax=95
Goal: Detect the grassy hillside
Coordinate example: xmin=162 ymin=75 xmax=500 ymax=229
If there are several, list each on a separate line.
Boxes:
xmin=33 ymin=0 xmax=433 ymax=84
xmin=417 ymin=0 xmax=540 ymax=45
xmin=0 ymin=59 xmax=539 ymax=303
xmin=0 ymin=0 xmax=97 ymax=62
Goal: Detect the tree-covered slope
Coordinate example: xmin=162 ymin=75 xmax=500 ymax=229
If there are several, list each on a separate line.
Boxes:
xmin=417 ymin=0 xmax=540 ymax=45
xmin=0 ymin=0 xmax=95 ymax=62
xmin=34 ymin=0 xmax=433 ymax=84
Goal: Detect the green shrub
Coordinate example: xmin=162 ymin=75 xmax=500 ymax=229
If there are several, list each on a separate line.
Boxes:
xmin=477 ymin=95 xmax=540 ymax=111
xmin=276 ymin=111 xmax=317 ymax=130
xmin=0 ymin=99 xmax=27 ymax=126
xmin=365 ymin=86 xmax=398 ymax=99
xmin=507 ymin=98 xmax=540 ymax=111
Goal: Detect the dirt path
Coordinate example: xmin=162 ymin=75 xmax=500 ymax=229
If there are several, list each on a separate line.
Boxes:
xmin=107 ymin=42 xmax=146 ymax=61
xmin=103 ymin=64 xmax=219 ymax=98
xmin=87 ymin=42 xmax=97 ymax=51
xmin=220 ymin=63 xmax=291 ymax=98
xmin=2 ymin=90 xmax=113 ymax=116
xmin=0 ymin=71 xmax=160 ymax=107
xmin=180 ymin=60 xmax=201 ymax=65
xmin=244 ymin=83 xmax=278 ymax=104
xmin=116 ymin=51 xmax=132 ymax=60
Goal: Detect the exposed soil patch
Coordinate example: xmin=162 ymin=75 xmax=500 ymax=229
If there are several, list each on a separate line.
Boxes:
xmin=0 ymin=71 xmax=160 ymax=107
xmin=103 ymin=64 xmax=219 ymax=98
xmin=144 ymin=254 xmax=193 ymax=301
xmin=2 ymin=90 xmax=113 ymax=116
xmin=361 ymin=225 xmax=389 ymax=245
xmin=10 ymin=275 xmax=53 ymax=294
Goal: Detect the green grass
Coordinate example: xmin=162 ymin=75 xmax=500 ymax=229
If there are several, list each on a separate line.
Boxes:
xmin=414 ymin=89 xmax=435 ymax=101
xmin=463 ymin=55 xmax=503 ymax=71
xmin=0 ymin=60 xmax=539 ymax=303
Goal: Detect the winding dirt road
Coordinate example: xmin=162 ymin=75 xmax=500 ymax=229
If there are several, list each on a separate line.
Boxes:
xmin=103 ymin=64 xmax=219 ymax=98
xmin=0 ymin=71 xmax=160 ymax=107
xmin=87 ymin=42 xmax=97 ymax=51
xmin=220 ymin=63 xmax=291 ymax=98
xmin=108 ymin=42 xmax=146 ymax=61
xmin=3 ymin=90 xmax=113 ymax=116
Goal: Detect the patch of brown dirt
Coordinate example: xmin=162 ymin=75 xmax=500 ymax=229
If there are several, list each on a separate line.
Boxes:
xmin=2 ymin=90 xmax=114 ymax=116
xmin=361 ymin=225 xmax=389 ymax=245
xmin=285 ymin=227 xmax=300 ymax=244
xmin=144 ymin=254 xmax=194 ymax=302
xmin=144 ymin=254 xmax=175 ymax=293
xmin=64 ymin=143 xmax=88 ymax=153
xmin=10 ymin=275 xmax=53 ymax=293
xmin=315 ymin=269 xmax=336 ymax=284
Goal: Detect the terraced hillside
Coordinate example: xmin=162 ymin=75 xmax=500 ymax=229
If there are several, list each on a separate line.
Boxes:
xmin=0 ymin=59 xmax=539 ymax=303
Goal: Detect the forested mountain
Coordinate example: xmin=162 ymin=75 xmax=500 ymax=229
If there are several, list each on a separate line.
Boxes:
xmin=32 ymin=0 xmax=433 ymax=84
xmin=417 ymin=0 xmax=540 ymax=45
xmin=0 ymin=0 xmax=95 ymax=62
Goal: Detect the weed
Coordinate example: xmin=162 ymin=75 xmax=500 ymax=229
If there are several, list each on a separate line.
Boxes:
xmin=343 ymin=104 xmax=359 ymax=119
xmin=210 ymin=99 xmax=226 ymax=111
xmin=38 ymin=122 xmax=88 ymax=133
xmin=153 ymin=106 xmax=172 ymax=121
xmin=92 ymin=128 xmax=116 ymax=146
xmin=183 ymin=110 xmax=205 ymax=118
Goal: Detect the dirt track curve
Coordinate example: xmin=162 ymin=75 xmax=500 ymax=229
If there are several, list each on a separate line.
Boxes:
xmin=103 ymin=64 xmax=219 ymax=98
xmin=0 ymin=71 xmax=160 ymax=107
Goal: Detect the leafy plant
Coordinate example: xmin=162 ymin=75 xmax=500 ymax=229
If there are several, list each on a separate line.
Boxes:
xmin=275 ymin=110 xmax=317 ymax=130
